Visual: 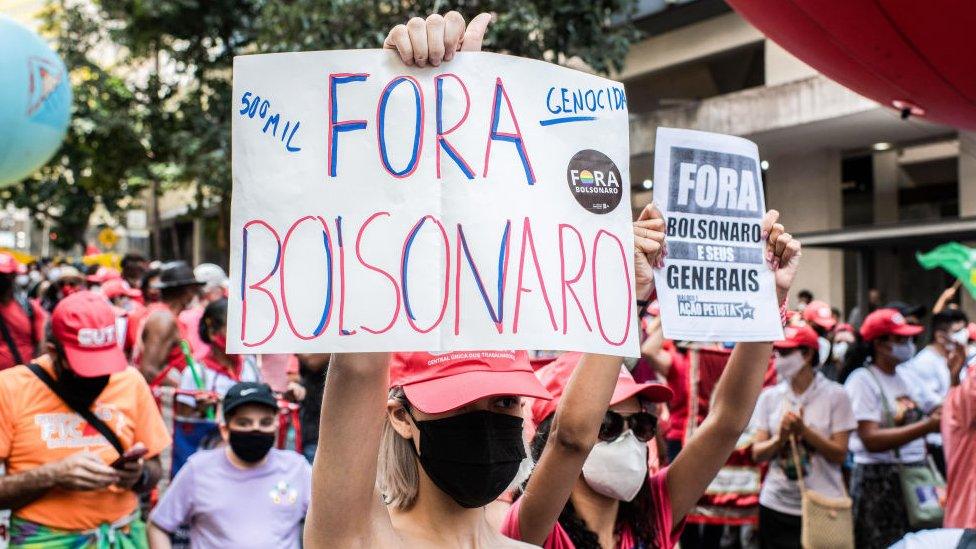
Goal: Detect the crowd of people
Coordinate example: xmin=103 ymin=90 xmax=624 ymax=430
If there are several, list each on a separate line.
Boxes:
xmin=0 ymin=10 xmax=974 ymax=549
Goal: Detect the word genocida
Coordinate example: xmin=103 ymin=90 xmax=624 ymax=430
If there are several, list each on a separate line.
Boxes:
xmin=327 ymin=72 xmax=536 ymax=184
xmin=238 ymin=213 xmax=633 ymax=347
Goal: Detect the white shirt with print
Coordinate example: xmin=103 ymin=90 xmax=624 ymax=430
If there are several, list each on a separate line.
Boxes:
xmin=845 ymin=364 xmax=927 ymax=464
xmin=753 ymin=373 xmax=856 ymax=515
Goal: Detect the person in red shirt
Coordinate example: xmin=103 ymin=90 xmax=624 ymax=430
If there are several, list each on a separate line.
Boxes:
xmin=134 ymin=261 xmax=203 ymax=387
xmin=0 ymin=253 xmax=46 ymax=371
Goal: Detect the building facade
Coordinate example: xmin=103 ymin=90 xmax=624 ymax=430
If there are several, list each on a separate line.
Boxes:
xmin=622 ymin=0 xmax=974 ymax=320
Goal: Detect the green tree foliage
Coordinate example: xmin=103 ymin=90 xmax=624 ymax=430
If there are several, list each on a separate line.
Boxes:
xmin=8 ymin=0 xmax=639 ymax=254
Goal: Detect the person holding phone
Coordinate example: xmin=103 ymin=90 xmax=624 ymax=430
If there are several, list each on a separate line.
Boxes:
xmin=0 ymin=291 xmax=170 ymax=548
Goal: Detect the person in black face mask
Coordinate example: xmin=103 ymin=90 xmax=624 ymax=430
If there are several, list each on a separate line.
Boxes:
xmin=148 ymin=381 xmax=313 ymax=549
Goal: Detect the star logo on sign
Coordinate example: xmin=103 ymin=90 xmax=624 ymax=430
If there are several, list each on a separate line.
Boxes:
xmin=739 ymin=302 xmax=756 ymax=319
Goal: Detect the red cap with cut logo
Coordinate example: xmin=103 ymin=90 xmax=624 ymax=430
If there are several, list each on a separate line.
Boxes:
xmin=51 ymin=291 xmax=127 ymax=377
xmin=859 ymin=308 xmax=924 ymax=342
xmin=389 ymin=351 xmax=552 ymax=414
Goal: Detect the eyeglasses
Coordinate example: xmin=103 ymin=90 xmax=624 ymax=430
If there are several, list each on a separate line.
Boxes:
xmin=599 ymin=410 xmax=658 ymax=442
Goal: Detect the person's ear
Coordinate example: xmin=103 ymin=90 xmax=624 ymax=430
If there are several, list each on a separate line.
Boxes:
xmin=218 ymin=423 xmax=230 ymax=443
xmin=387 ymin=400 xmax=414 ymax=439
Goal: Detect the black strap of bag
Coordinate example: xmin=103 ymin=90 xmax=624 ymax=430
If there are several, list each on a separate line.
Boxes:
xmin=0 ymin=312 xmax=24 ymax=366
xmin=27 ymin=362 xmax=125 ymax=457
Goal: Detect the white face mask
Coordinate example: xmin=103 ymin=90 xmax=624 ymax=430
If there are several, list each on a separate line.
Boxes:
xmin=889 ymin=340 xmax=916 ymax=364
xmin=14 ymin=274 xmax=29 ymax=288
xmin=832 ymin=341 xmax=849 ymax=362
xmin=774 ymin=351 xmax=805 ymax=381
xmin=950 ymin=328 xmax=969 ymax=347
xmin=582 ymin=430 xmax=648 ymax=502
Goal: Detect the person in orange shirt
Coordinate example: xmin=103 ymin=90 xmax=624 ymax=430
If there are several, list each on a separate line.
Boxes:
xmin=0 ymin=291 xmax=171 ymax=547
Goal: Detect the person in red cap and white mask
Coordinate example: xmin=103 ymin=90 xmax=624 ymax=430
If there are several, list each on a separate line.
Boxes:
xmin=751 ymin=324 xmax=856 ymax=548
xmin=501 ymin=351 xmax=674 ymax=548
xmin=0 ymin=252 xmax=46 ymax=371
xmin=501 ymin=210 xmax=801 ymax=549
xmin=802 ymin=300 xmax=837 ymax=368
xmin=0 ymin=291 xmax=170 ymax=547
xmin=843 ymin=308 xmax=941 ymax=548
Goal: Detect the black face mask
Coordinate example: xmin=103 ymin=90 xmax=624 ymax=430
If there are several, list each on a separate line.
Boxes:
xmin=57 ymin=365 xmax=110 ymax=409
xmin=228 ymin=430 xmax=276 ymax=463
xmin=408 ymin=408 xmax=526 ymax=508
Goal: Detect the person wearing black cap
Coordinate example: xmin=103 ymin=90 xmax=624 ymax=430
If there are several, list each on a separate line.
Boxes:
xmin=134 ymin=261 xmax=204 ymax=387
xmin=148 ymin=382 xmax=311 ymax=549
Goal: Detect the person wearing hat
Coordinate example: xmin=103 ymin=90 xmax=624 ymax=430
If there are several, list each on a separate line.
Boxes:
xmin=500 ymin=351 xmax=676 ymax=548
xmin=802 ymin=299 xmax=837 ymax=367
xmin=148 ymin=381 xmax=311 ymax=549
xmin=502 ymin=209 xmax=801 ymax=549
xmin=0 ymin=252 xmax=46 ymax=371
xmin=0 ymin=291 xmax=170 ymax=547
xmin=843 ymin=308 xmax=942 ymax=548
xmin=750 ymin=324 xmax=856 ymax=549
xmin=133 ymin=261 xmax=204 ymax=387
xmin=39 ymin=264 xmax=87 ymax=313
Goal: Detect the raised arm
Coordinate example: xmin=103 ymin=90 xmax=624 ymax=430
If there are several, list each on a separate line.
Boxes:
xmin=640 ymin=316 xmax=673 ymax=377
xmin=516 ymin=204 xmax=665 ymax=545
xmin=304 ymin=352 xmax=390 ymax=547
xmin=667 ymin=210 xmax=801 ymax=527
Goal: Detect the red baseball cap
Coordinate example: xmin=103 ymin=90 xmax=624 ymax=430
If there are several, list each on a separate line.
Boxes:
xmin=774 ymin=324 xmax=820 ymax=351
xmin=51 ymin=291 xmax=127 ymax=377
xmin=530 ymin=352 xmax=672 ymax=426
xmin=802 ymin=300 xmax=837 ymax=331
xmin=0 ymin=253 xmax=25 ymax=275
xmin=835 ymin=323 xmax=854 ymax=334
xmin=101 ymin=278 xmax=141 ymax=300
xmin=389 ymin=351 xmax=551 ymax=414
xmin=860 ymin=308 xmax=924 ymax=342
xmin=87 ymin=267 xmax=122 ymax=284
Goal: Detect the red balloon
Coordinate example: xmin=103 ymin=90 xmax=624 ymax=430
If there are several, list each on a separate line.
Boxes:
xmin=725 ymin=0 xmax=976 ymax=130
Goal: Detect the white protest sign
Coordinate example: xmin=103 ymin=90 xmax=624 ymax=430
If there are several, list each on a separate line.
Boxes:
xmin=652 ymin=127 xmax=783 ymax=342
xmin=228 ymin=50 xmax=637 ymax=355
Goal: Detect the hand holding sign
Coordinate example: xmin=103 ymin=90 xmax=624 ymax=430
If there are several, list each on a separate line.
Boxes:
xmin=761 ymin=209 xmax=801 ymax=305
xmin=633 ymin=204 xmax=666 ymax=301
xmin=384 ymin=12 xmax=492 ymax=66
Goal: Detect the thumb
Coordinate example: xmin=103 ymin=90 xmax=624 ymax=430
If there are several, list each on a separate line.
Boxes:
xmin=460 ymin=13 xmax=492 ymax=52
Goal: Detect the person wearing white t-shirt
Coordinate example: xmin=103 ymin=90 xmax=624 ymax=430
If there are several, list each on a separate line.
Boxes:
xmin=752 ymin=324 xmax=856 ymax=549
xmin=844 ymin=308 xmax=943 ymax=549
xmin=901 ymin=308 xmax=968 ymax=475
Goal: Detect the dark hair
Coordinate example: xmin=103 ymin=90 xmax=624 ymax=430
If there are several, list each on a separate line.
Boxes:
xmin=121 ymin=252 xmax=146 ymax=269
xmin=930 ymin=309 xmax=968 ymax=334
xmin=528 ymin=415 xmax=658 ymax=549
xmin=140 ymin=268 xmax=160 ymax=295
xmin=161 ymin=285 xmax=196 ymax=301
xmin=798 ymin=290 xmax=813 ymax=301
xmin=839 ymin=333 xmax=882 ymax=383
xmin=199 ymin=298 xmax=228 ymax=344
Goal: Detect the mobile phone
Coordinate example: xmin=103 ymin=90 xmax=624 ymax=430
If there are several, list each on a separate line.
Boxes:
xmin=110 ymin=446 xmax=148 ymax=469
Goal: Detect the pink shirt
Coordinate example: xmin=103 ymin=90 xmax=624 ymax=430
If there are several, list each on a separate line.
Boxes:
xmin=500 ymin=467 xmax=683 ymax=549
xmin=942 ymin=366 xmax=976 ymax=528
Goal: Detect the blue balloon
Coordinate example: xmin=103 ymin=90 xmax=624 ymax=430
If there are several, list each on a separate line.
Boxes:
xmin=0 ymin=15 xmax=72 ymax=187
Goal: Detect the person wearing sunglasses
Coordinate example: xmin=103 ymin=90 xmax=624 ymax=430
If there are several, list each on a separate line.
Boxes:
xmin=501 ymin=209 xmax=803 ymax=548
xmin=750 ymin=324 xmax=856 ymax=549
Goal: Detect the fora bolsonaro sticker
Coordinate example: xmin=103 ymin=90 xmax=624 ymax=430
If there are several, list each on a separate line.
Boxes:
xmin=566 ymin=149 xmax=622 ymax=214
